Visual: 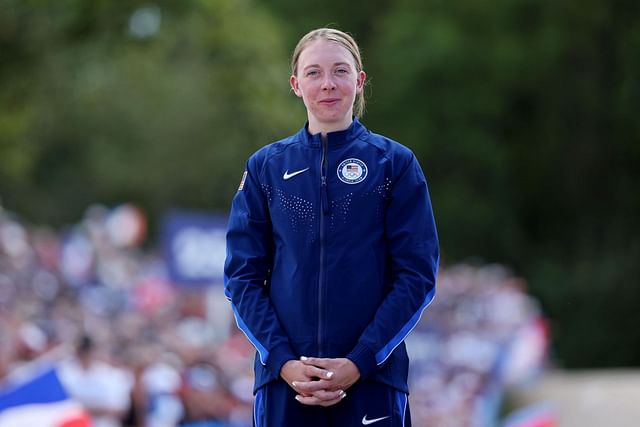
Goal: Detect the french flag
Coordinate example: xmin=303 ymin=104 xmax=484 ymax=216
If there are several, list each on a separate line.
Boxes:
xmin=0 ymin=366 xmax=91 ymax=427
xmin=501 ymin=403 xmax=556 ymax=427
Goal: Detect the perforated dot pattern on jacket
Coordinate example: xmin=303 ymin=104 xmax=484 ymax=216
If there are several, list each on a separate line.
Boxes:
xmin=262 ymin=184 xmax=316 ymax=240
xmin=362 ymin=178 xmax=393 ymax=221
xmin=329 ymin=178 xmax=393 ymax=231
xmin=330 ymin=193 xmax=353 ymax=230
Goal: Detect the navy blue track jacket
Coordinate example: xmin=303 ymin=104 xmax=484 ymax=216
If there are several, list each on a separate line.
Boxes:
xmin=224 ymin=119 xmax=439 ymax=394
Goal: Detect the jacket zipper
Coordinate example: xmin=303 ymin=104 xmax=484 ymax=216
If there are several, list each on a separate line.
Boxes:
xmin=318 ymin=135 xmax=329 ymax=357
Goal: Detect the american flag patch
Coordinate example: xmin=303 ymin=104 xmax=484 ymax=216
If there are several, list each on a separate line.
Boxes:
xmin=238 ymin=171 xmax=247 ymax=191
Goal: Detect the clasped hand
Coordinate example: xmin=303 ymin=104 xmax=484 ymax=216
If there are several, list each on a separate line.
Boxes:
xmin=280 ymin=356 xmax=360 ymax=407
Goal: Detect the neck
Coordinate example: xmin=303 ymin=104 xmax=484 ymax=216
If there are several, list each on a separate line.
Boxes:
xmin=308 ymin=116 xmax=354 ymax=136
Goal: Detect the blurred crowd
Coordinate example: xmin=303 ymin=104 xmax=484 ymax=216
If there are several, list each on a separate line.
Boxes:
xmin=407 ymin=264 xmax=548 ymax=427
xmin=0 ymin=204 xmax=546 ymax=427
xmin=0 ymin=204 xmax=254 ymax=427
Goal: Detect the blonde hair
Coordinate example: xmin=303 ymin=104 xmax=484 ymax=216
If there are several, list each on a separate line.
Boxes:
xmin=291 ymin=28 xmax=366 ymax=118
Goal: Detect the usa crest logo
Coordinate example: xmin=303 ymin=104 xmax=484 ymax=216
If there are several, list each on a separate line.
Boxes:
xmin=337 ymin=158 xmax=367 ymax=184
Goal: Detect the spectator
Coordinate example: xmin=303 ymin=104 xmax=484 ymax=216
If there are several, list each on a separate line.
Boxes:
xmin=58 ymin=335 xmax=134 ymax=427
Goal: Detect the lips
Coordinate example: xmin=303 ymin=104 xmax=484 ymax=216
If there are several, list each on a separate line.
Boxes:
xmin=319 ymin=98 xmax=340 ymax=105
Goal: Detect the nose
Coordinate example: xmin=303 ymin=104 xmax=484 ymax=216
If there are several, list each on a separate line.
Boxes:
xmin=321 ymin=75 xmax=336 ymax=90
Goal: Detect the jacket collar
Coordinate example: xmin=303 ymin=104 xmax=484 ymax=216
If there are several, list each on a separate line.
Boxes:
xmin=297 ymin=118 xmax=367 ymax=148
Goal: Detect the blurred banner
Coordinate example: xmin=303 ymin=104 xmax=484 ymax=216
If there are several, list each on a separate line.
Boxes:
xmin=161 ymin=210 xmax=227 ymax=287
xmin=0 ymin=366 xmax=90 ymax=427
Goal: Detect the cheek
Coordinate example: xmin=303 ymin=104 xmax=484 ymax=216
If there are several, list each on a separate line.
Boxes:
xmin=300 ymin=83 xmax=319 ymax=100
xmin=340 ymin=81 xmax=358 ymax=96
xmin=297 ymin=88 xmax=315 ymax=108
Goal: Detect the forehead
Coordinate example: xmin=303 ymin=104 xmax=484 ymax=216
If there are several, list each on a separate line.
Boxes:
xmin=298 ymin=39 xmax=356 ymax=68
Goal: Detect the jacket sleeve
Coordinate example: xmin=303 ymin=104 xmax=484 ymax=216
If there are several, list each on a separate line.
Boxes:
xmin=346 ymin=153 xmax=439 ymax=379
xmin=224 ymin=155 xmax=296 ymax=379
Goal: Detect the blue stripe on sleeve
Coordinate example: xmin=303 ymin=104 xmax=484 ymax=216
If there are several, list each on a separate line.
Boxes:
xmin=375 ymin=286 xmax=436 ymax=365
xmin=225 ymin=272 xmax=269 ymax=364
xmin=229 ymin=302 xmax=269 ymax=365
xmin=395 ymin=390 xmax=408 ymax=427
xmin=254 ymin=388 xmax=264 ymax=427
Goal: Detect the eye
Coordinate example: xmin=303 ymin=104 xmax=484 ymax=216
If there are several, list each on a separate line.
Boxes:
xmin=306 ymin=70 xmax=320 ymax=77
xmin=335 ymin=68 xmax=349 ymax=74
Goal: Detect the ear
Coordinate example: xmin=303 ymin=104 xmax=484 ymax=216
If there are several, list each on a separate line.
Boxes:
xmin=356 ymin=70 xmax=366 ymax=94
xmin=290 ymin=75 xmax=303 ymax=97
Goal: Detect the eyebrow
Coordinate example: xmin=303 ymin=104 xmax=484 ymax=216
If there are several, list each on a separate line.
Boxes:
xmin=303 ymin=62 xmax=353 ymax=70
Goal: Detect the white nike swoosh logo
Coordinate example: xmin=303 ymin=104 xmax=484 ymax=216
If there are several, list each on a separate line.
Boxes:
xmin=362 ymin=415 xmax=390 ymax=425
xmin=283 ymin=167 xmax=310 ymax=180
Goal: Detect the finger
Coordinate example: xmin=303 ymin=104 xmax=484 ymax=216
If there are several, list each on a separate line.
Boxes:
xmin=305 ymin=390 xmax=346 ymax=406
xmin=295 ymin=390 xmax=346 ymax=406
xmin=292 ymin=379 xmax=332 ymax=393
xmin=300 ymin=356 xmax=329 ymax=368
xmin=292 ymin=387 xmax=341 ymax=402
xmin=311 ymin=388 xmax=344 ymax=401
xmin=303 ymin=364 xmax=334 ymax=380
xmin=317 ymin=396 xmax=343 ymax=407
xmin=306 ymin=388 xmax=345 ymax=402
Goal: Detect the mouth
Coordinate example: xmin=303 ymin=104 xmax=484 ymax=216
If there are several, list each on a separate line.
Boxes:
xmin=319 ymin=98 xmax=340 ymax=105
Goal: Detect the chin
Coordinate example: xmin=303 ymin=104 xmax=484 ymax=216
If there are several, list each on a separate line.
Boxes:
xmin=316 ymin=111 xmax=350 ymax=123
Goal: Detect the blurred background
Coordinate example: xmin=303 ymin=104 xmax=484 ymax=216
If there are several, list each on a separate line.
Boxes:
xmin=1 ymin=0 xmax=639 ymax=426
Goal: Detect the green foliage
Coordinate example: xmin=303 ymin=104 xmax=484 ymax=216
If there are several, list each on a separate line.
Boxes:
xmin=531 ymin=236 xmax=640 ymax=367
xmin=363 ymin=0 xmax=640 ymax=367
xmin=0 ymin=0 xmax=301 ymax=224
xmin=257 ymin=0 xmax=394 ymax=47
xmin=366 ymin=0 xmax=548 ymax=264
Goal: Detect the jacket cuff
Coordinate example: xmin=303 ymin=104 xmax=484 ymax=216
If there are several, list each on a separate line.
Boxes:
xmin=346 ymin=343 xmax=377 ymax=380
xmin=265 ymin=343 xmax=297 ymax=378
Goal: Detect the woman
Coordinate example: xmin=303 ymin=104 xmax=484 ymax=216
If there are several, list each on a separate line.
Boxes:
xmin=224 ymin=28 xmax=439 ymax=426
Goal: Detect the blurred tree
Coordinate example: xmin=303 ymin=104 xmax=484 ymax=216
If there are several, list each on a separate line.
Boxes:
xmin=363 ymin=0 xmax=640 ymax=367
xmin=257 ymin=0 xmax=393 ymax=47
xmin=0 ymin=0 xmax=302 ymax=224
xmin=366 ymin=0 xmax=543 ymax=265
